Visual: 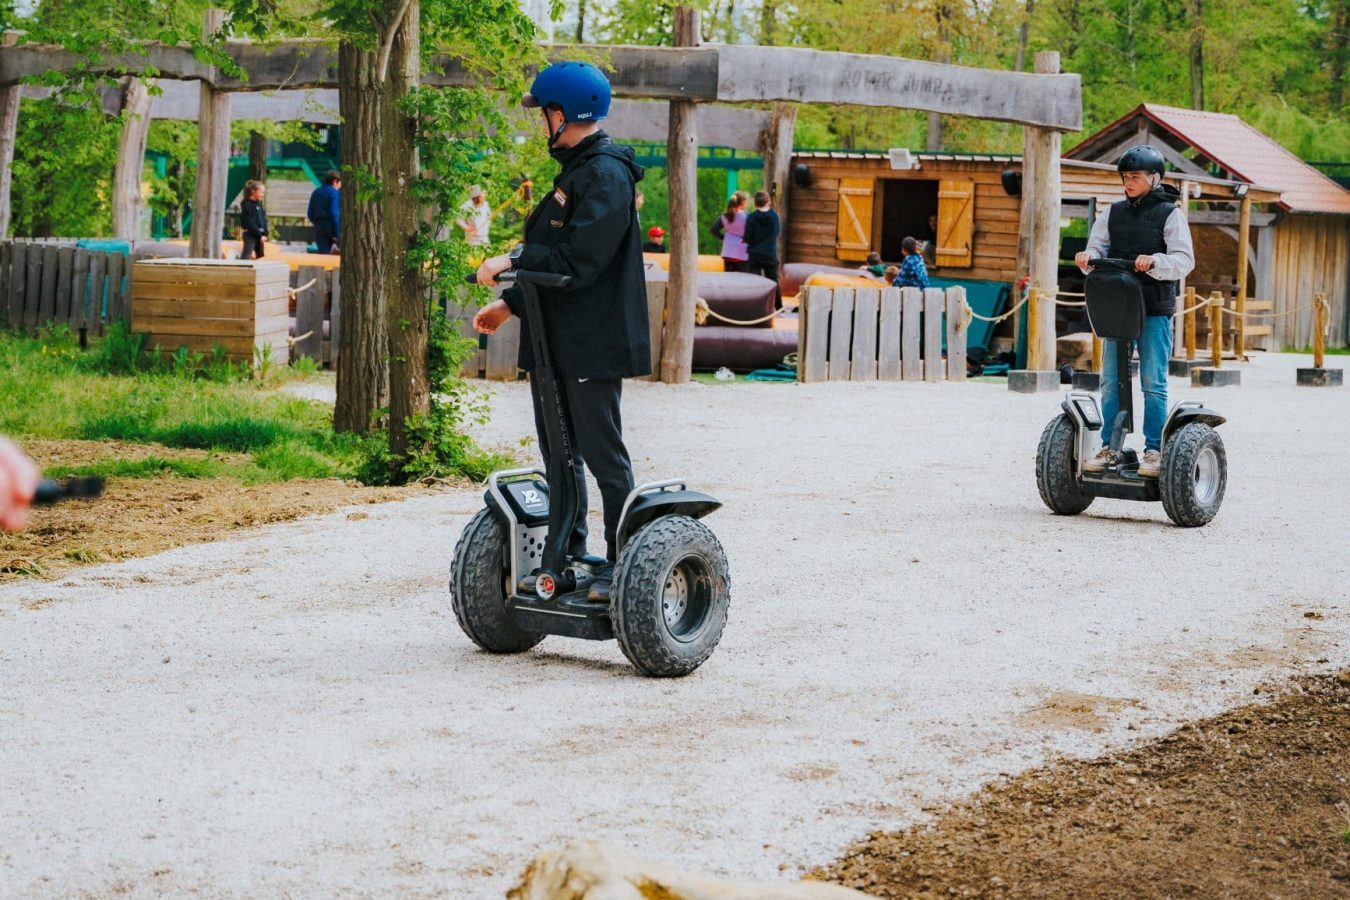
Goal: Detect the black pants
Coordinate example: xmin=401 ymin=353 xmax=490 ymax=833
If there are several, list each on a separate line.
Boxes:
xmin=313 ymin=227 xmax=337 ymax=254
xmin=748 ymin=256 xmax=781 ymax=306
xmin=241 ymin=234 xmax=265 ymax=259
xmin=529 ymin=375 xmax=635 ymax=562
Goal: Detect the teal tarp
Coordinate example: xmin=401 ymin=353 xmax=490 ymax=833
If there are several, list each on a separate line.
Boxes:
xmin=926 ymin=276 xmax=1011 ymax=353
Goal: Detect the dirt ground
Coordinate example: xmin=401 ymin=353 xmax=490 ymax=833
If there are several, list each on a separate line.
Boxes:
xmin=825 ymin=671 xmax=1350 ymax=899
xmin=0 ymin=439 xmax=420 ymax=580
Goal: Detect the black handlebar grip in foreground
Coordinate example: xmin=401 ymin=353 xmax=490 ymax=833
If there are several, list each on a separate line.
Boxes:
xmin=33 ymin=477 xmax=105 ymax=506
xmin=464 ymin=270 xmax=572 ymax=289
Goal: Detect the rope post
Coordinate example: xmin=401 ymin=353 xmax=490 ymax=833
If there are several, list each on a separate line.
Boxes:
xmin=1296 ymin=291 xmax=1343 ymax=386
xmin=1025 ymin=286 xmax=1041 ymax=366
xmin=1314 ymin=292 xmax=1326 ymax=370
xmin=1091 ymin=334 xmax=1102 ymax=374
xmin=1184 ymin=285 xmax=1197 ymax=361
xmin=1209 ymin=291 xmax=1223 ymax=369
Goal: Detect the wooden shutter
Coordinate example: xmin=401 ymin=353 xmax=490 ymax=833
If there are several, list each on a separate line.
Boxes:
xmin=835 ymin=177 xmax=875 ymax=262
xmin=936 ymin=179 xmax=975 ymax=267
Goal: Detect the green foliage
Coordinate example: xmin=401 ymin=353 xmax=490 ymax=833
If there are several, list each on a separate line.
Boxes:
xmin=9 ymin=96 xmax=120 ymax=237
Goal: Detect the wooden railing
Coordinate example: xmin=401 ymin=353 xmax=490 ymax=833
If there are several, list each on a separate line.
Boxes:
xmin=0 ymin=239 xmax=130 ymax=336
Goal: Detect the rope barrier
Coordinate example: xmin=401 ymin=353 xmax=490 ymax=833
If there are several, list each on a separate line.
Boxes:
xmin=1174 ymin=296 xmax=1210 ymax=317
xmin=1220 ymin=300 xmax=1323 ymax=320
xmin=964 ymin=289 xmax=1031 ymax=324
xmin=694 ymin=296 xmax=799 ymax=326
xmin=286 ymin=278 xmax=317 ymax=299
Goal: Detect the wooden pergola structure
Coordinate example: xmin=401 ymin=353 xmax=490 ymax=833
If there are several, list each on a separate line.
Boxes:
xmin=0 ymin=18 xmax=1081 ymax=382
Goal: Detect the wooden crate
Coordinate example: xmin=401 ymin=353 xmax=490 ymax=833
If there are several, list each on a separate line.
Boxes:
xmin=131 ymin=259 xmax=291 ymax=366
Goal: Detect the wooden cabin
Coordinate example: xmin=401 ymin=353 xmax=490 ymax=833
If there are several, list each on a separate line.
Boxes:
xmin=1067 ymin=104 xmax=1350 ymax=350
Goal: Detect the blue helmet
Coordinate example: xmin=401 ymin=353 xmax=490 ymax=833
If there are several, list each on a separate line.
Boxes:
xmin=522 ymin=62 xmax=612 ymax=124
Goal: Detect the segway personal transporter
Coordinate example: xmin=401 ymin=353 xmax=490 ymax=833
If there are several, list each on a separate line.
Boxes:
xmin=1035 ymin=257 xmax=1228 ymax=527
xmin=450 ymin=268 xmax=730 ymax=676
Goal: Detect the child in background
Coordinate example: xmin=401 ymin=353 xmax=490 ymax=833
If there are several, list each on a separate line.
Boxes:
xmin=893 ymin=237 xmax=930 ymax=289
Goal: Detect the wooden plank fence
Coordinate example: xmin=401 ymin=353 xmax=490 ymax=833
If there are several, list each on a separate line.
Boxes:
xmin=799 ymin=285 xmax=969 ymax=383
xmin=0 ymin=239 xmax=130 ymax=336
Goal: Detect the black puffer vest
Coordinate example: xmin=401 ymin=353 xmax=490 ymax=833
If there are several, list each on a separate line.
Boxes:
xmin=1107 ymin=184 xmax=1181 ymax=316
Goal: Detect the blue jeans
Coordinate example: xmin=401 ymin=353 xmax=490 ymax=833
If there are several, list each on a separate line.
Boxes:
xmin=1101 ymin=315 xmax=1173 ymax=451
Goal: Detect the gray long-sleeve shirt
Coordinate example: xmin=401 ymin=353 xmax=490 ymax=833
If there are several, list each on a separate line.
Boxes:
xmin=1080 ymin=205 xmax=1195 ymax=282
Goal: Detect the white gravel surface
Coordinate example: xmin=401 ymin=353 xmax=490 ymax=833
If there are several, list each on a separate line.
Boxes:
xmin=3 ymin=353 xmax=1347 ymax=897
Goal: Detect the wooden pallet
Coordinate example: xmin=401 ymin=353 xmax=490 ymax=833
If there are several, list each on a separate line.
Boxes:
xmin=798 ymin=285 xmax=967 ymax=382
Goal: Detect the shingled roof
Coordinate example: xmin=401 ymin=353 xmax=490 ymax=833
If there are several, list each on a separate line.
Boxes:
xmin=1066 ymin=103 xmax=1350 ymax=216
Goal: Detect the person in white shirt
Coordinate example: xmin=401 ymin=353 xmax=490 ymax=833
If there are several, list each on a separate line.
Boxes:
xmin=1074 ymin=144 xmax=1195 ymax=478
xmin=457 ymin=186 xmax=492 ymax=247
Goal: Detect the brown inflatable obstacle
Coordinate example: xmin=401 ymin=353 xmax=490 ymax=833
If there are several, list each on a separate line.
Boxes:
xmin=684 ymin=271 xmax=798 ymax=372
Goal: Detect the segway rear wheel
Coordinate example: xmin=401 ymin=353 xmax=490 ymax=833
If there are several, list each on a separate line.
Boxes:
xmin=449 ymin=508 xmax=545 ymax=653
xmin=1159 ymin=423 xmax=1226 ymax=527
xmin=1036 ymin=413 xmax=1094 ymax=516
xmin=611 ymin=515 xmax=729 ymax=677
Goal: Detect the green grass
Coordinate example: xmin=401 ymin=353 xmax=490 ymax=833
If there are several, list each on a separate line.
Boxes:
xmin=2 ymin=327 xmax=370 ymax=484
xmin=1283 ymin=345 xmax=1350 ymax=355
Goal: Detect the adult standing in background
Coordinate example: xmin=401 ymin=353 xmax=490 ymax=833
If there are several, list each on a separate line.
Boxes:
xmin=307 ymin=171 xmax=341 ymax=254
xmin=456 ymin=185 xmax=492 ymax=247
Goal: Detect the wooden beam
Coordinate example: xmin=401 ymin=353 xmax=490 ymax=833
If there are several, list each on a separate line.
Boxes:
xmin=0 ymin=39 xmax=215 ymax=88
xmin=112 ymin=78 xmax=152 ymax=240
xmin=659 ymin=8 xmax=700 ymax=385
xmin=1025 ymin=52 xmax=1062 ymax=371
xmin=761 ymin=102 xmax=796 ymax=261
xmin=189 ymin=11 xmax=230 ymax=259
xmin=1150 ymin=138 xmax=1208 ymax=177
xmin=0 ymin=32 xmax=19 ymax=238
xmin=1234 ymin=193 xmax=1251 ymax=359
xmin=607 ymin=98 xmax=767 ymax=150
xmin=1185 ymin=209 xmax=1275 ymax=227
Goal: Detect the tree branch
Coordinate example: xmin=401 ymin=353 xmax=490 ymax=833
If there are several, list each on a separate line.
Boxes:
xmin=376 ymin=0 xmax=415 ymax=82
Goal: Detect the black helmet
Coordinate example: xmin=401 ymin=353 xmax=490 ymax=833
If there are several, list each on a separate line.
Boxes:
xmin=1117 ymin=145 xmax=1166 ymax=176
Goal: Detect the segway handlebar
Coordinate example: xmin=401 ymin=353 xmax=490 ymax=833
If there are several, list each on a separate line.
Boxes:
xmin=464 ymin=270 xmax=572 ymax=289
xmin=33 ymin=476 xmax=105 ymax=506
xmin=1085 ymin=257 xmax=1139 ymax=272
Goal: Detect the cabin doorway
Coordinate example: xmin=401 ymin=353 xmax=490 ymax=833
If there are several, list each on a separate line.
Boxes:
xmin=880 ymin=179 xmax=939 ymax=262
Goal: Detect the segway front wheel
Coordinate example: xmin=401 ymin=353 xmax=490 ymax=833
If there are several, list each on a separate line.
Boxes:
xmin=611 ymin=515 xmax=729 ymax=677
xmin=1159 ymin=423 xmax=1226 ymax=527
xmin=449 ymin=508 xmax=545 ymax=653
xmin=1035 ymin=413 xmax=1094 ymax=516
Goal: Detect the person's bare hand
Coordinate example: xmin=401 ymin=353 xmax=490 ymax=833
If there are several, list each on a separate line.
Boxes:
xmin=476 ymin=254 xmax=513 ymax=287
xmin=1074 ymin=251 xmax=1093 ymax=270
xmin=0 ymin=437 xmax=39 ymax=532
xmin=473 ymin=299 xmax=512 ymax=335
xmin=1135 ymin=255 xmax=1155 ymax=272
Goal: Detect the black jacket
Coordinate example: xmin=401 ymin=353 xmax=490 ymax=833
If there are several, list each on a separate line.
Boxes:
xmin=743 ymin=208 xmax=780 ymax=262
xmin=1107 ymin=183 xmax=1180 ymax=316
xmin=504 ymin=132 xmax=650 ymax=379
xmin=241 ymin=198 xmax=268 ymax=238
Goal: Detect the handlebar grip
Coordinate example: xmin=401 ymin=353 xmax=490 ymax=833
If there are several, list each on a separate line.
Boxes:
xmin=33 ymin=476 xmax=105 ymax=506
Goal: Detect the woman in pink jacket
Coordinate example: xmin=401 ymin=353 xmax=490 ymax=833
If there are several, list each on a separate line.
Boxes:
xmin=710 ymin=191 xmax=750 ymax=272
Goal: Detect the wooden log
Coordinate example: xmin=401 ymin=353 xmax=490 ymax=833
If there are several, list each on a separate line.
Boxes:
xmin=877 ymin=286 xmax=902 ymax=380
xmin=293 ymin=264 xmax=324 ymax=361
xmin=86 ymin=251 xmax=105 ymax=333
xmin=0 ymin=33 xmax=18 ymax=240
xmin=945 ymin=286 xmax=968 ymax=381
xmin=54 ymin=246 xmax=74 ymax=324
xmin=36 ymin=243 xmax=58 ymax=332
xmin=1024 ymin=51 xmax=1062 ymax=372
xmin=658 ymin=7 xmax=700 ymax=385
xmin=1209 ymin=291 xmax=1223 ymax=369
xmin=800 ymin=285 xmax=831 ymax=383
xmin=112 ymin=77 xmax=152 ymax=240
xmin=6 ymin=240 xmax=23 ymax=328
xmin=923 ymin=287 xmax=944 ymax=382
xmin=69 ymin=248 xmax=89 ymax=332
xmin=188 ymin=10 xmax=231 ymax=259
xmin=1234 ymin=193 xmax=1251 ymax=360
xmin=328 ymin=271 xmax=341 ymax=369
xmin=1184 ymin=285 xmax=1197 ymax=360
xmin=901 ymin=286 xmax=922 ymax=380
xmin=645 ymin=279 xmax=666 ymax=381
xmin=761 ymin=101 xmax=796 ymax=262
xmin=850 ymin=287 xmax=879 ymax=381
xmin=484 ymin=316 xmax=521 ymax=381
xmin=827 ymin=288 xmax=855 ymax=381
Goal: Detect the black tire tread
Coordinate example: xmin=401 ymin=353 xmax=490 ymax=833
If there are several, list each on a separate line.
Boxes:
xmin=449 ymin=508 xmax=545 ymax=653
xmin=610 ymin=515 xmax=730 ymax=678
xmin=1036 ymin=413 xmax=1094 ymax=516
xmin=1159 ymin=422 xmax=1226 ymax=527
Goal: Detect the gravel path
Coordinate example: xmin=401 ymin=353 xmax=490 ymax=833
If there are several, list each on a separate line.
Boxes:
xmin=3 ymin=354 xmax=1346 ymax=897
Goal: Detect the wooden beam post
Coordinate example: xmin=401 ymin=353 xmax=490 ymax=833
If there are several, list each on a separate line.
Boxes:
xmin=112 ymin=77 xmax=153 ymax=240
xmin=1025 ymin=51 xmax=1061 ymax=373
xmin=1184 ymin=285 xmax=1197 ymax=360
xmin=1234 ymin=192 xmax=1251 ymax=361
xmin=659 ymin=6 xmax=700 ymax=384
xmin=0 ymin=32 xmax=21 ymax=239
xmin=1209 ymin=290 xmax=1223 ymax=369
xmin=761 ymin=101 xmax=795 ymax=264
xmin=189 ymin=10 xmax=231 ymax=259
xmin=1174 ymin=180 xmax=1192 ymax=352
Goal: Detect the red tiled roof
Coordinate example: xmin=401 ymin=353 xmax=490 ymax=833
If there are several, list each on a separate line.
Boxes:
xmin=1068 ymin=103 xmax=1350 ymax=215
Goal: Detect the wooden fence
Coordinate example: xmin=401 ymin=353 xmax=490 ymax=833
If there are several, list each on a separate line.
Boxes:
xmin=798 ymin=285 xmax=968 ymax=382
xmin=0 ymin=239 xmax=131 ymax=336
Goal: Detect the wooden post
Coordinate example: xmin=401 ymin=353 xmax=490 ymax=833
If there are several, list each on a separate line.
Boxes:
xmin=1234 ymin=192 xmax=1251 ymax=361
xmin=1091 ymin=333 xmax=1103 ymax=373
xmin=659 ymin=6 xmax=700 ymax=384
xmin=1024 ymin=285 xmax=1041 ymax=366
xmin=1313 ymin=292 xmax=1326 ymax=369
xmin=112 ymin=77 xmax=153 ymax=240
xmin=1184 ymin=285 xmax=1197 ymax=360
xmin=1174 ymin=180 xmax=1192 ymax=352
xmin=1209 ymin=290 xmax=1222 ymax=369
xmin=0 ymin=33 xmax=20 ymax=240
xmin=1025 ymin=51 xmax=1061 ymax=372
xmin=189 ymin=10 xmax=231 ymax=259
xmin=761 ymin=101 xmax=796 ymax=263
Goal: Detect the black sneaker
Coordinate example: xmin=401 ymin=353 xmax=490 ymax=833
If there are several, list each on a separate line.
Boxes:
xmin=586 ymin=563 xmax=615 ymax=603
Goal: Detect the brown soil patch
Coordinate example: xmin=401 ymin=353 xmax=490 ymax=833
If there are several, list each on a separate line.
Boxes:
xmin=1 ymin=440 xmax=430 ymax=581
xmin=824 ymin=672 xmax=1350 ymax=899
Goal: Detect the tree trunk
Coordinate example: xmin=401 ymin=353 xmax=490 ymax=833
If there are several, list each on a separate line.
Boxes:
xmin=1014 ymin=0 xmax=1036 ymax=72
xmin=334 ymin=39 xmax=390 ymax=434
xmin=575 ymin=0 xmax=586 ymax=43
xmin=112 ymin=78 xmax=152 ymax=241
xmin=189 ymin=9 xmax=230 ymax=258
xmin=1189 ymin=0 xmax=1204 ymax=109
xmin=381 ymin=0 xmax=428 ymax=465
xmin=248 ymin=130 xmax=268 ymax=183
xmin=1330 ymin=0 xmax=1349 ymax=110
xmin=660 ymin=6 xmax=700 ymax=384
xmin=0 ymin=32 xmax=21 ymax=239
xmin=759 ymin=0 xmax=777 ymax=44
xmin=926 ymin=3 xmax=951 ymax=151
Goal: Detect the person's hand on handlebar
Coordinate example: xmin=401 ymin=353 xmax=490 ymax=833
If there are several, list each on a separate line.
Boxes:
xmin=473 ymin=300 xmax=512 ymax=335
xmin=475 ymin=253 xmax=513 ymax=287
xmin=1134 ymin=255 xmax=1155 ymax=273
xmin=0 ymin=437 xmax=39 ymax=532
xmin=1074 ymin=251 xmax=1093 ymax=271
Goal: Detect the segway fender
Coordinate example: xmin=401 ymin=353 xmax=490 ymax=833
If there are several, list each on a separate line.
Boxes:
xmin=616 ymin=487 xmax=721 ymax=554
xmin=1162 ymin=402 xmax=1226 ymax=448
